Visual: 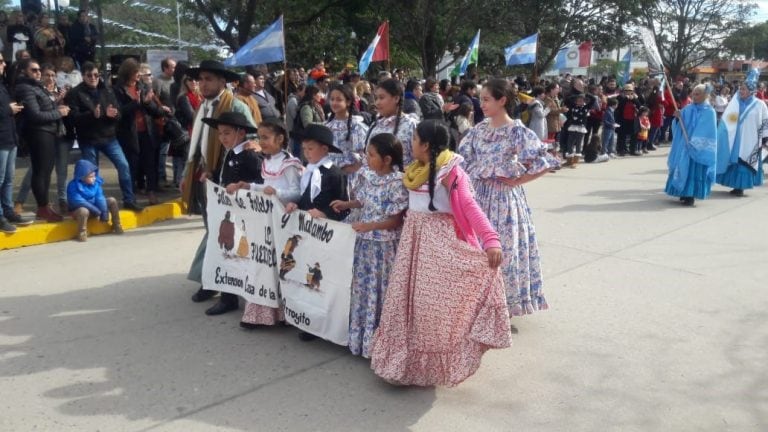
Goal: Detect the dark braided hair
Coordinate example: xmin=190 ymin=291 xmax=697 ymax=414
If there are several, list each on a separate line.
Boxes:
xmin=368 ymin=132 xmax=404 ymax=172
xmin=327 ymin=83 xmax=356 ymax=142
xmin=378 ymin=78 xmax=404 ymax=136
xmin=416 ymin=120 xmax=450 ymax=211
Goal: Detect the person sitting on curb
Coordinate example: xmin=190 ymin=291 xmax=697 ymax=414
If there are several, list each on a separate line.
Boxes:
xmin=66 ymin=159 xmax=123 ymax=242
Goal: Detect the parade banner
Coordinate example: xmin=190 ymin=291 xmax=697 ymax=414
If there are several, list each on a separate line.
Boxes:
xmin=272 ymin=206 xmax=356 ymax=346
xmin=202 ymin=180 xmax=356 ymax=345
xmin=202 ymin=181 xmax=281 ymax=308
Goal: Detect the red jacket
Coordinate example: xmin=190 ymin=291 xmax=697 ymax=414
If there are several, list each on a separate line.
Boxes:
xmin=662 ymin=87 xmax=677 ymax=117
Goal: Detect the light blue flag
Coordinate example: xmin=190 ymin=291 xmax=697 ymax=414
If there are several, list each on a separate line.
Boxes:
xmin=224 ymin=16 xmax=285 ymax=67
xmin=505 ymin=33 xmax=538 ymax=66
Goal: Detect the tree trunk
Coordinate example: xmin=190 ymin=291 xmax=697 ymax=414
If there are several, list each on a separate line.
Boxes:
xmin=94 ymin=0 xmax=106 ymax=72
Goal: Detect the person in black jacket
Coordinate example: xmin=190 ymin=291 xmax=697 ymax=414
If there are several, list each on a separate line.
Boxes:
xmin=285 ymin=123 xmax=349 ymax=222
xmin=14 ymin=58 xmax=70 ymax=222
xmin=0 ymin=52 xmax=29 ymax=232
xmin=112 ymin=58 xmax=164 ymax=204
xmin=199 ymin=111 xmax=263 ymax=315
xmin=67 ymin=62 xmax=143 ymax=211
xmin=68 ymin=10 xmax=97 ymax=67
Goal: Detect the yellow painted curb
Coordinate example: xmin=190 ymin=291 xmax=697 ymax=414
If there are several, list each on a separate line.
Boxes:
xmin=0 ymin=199 xmax=185 ymax=250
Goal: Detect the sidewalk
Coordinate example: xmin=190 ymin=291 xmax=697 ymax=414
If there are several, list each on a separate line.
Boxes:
xmin=2 ymin=148 xmax=185 ymax=250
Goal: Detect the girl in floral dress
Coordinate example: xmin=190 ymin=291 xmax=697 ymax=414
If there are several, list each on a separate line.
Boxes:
xmin=325 ymin=84 xmax=369 ymax=176
xmin=330 ymin=133 xmax=408 ymax=358
xmin=227 ymin=120 xmax=303 ymax=328
xmin=459 ymin=79 xmax=559 ymax=317
xmin=370 ymin=120 xmax=511 ymax=387
xmin=365 ymin=79 xmax=419 ymax=166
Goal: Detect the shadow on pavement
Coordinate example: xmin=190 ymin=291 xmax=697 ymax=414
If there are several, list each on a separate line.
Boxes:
xmin=0 ymin=273 xmax=436 ymax=430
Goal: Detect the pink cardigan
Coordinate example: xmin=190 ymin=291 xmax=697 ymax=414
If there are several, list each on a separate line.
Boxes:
xmin=445 ymin=166 xmax=502 ymax=251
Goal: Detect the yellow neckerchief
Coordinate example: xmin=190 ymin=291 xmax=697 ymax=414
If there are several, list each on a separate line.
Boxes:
xmin=403 ymin=149 xmax=453 ymax=190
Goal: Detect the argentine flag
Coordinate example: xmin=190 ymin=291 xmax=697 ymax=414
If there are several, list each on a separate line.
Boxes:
xmin=224 ymin=16 xmax=285 ymax=67
xmin=505 ymin=33 xmax=538 ymax=66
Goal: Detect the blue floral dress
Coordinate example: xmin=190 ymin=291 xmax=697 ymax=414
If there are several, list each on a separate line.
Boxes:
xmin=459 ymin=119 xmax=559 ymax=316
xmin=348 ymin=168 xmax=408 ymax=358
xmin=325 ymin=116 xmax=369 ymax=169
xmin=366 ymin=114 xmax=418 ymax=167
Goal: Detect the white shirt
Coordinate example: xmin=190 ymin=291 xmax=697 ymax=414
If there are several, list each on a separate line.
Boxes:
xmin=187 ymin=90 xmax=224 ymax=164
xmin=249 ymin=151 xmax=303 ymax=204
xmin=301 ymin=156 xmax=333 ymax=201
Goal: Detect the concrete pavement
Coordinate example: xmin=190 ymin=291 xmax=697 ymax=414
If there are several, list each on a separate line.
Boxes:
xmin=1 ymin=148 xmax=766 ymax=431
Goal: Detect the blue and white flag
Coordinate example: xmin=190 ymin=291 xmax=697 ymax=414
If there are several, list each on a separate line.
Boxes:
xmin=505 ymin=33 xmax=538 ymax=66
xmin=224 ymin=16 xmax=285 ymax=67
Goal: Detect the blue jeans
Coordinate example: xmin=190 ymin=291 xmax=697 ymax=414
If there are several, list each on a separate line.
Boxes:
xmin=602 ymin=128 xmax=615 ymax=155
xmin=80 ymin=139 xmax=136 ymax=203
xmin=158 ymin=140 xmax=169 ymax=182
xmin=0 ymin=146 xmax=16 ymax=217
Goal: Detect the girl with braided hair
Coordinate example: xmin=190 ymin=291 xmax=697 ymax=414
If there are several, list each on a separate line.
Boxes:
xmin=459 ymin=78 xmax=559 ymax=318
xmin=325 ymin=83 xmax=369 ymax=175
xmin=365 ymin=79 xmax=418 ymax=166
xmin=370 ymin=120 xmax=511 ymax=387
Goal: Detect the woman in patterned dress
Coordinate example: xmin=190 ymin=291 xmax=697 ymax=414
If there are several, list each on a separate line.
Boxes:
xmin=370 ymin=120 xmax=511 ymax=387
xmin=365 ymin=79 xmax=418 ymax=166
xmin=459 ymin=78 xmax=559 ymax=317
xmin=227 ymin=120 xmax=303 ymax=328
xmin=325 ymin=83 xmax=369 ymax=175
xmin=330 ymin=133 xmax=408 ymax=358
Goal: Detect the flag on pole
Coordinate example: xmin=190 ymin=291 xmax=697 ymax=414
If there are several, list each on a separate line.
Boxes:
xmin=224 ymin=16 xmax=285 ymax=67
xmin=637 ymin=27 xmax=664 ymax=72
xmin=358 ymin=22 xmax=389 ymax=75
xmin=451 ymin=30 xmax=480 ymax=77
xmin=554 ymin=41 xmax=592 ymax=69
xmin=504 ymin=33 xmax=538 ymax=66
xmin=617 ymin=48 xmax=632 ymax=86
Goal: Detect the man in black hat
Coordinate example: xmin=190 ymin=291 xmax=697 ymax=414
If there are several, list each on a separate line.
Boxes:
xmin=198 ymin=111 xmax=263 ymax=315
xmin=181 ymin=60 xmax=257 ymax=312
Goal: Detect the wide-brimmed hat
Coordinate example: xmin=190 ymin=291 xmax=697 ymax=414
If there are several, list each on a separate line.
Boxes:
xmin=201 ymin=111 xmax=257 ymax=133
xmin=300 ymin=124 xmax=342 ymax=153
xmin=622 ymin=83 xmax=635 ymax=92
xmin=187 ymin=60 xmax=241 ymax=82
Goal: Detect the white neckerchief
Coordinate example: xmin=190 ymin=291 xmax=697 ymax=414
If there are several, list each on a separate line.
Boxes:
xmin=187 ymin=90 xmax=223 ymax=163
xmin=300 ymin=156 xmax=332 ymax=201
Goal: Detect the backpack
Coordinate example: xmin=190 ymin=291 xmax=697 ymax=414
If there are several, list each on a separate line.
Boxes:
xmin=163 ymin=114 xmax=190 ymax=152
xmin=290 ymin=102 xmax=311 ymax=139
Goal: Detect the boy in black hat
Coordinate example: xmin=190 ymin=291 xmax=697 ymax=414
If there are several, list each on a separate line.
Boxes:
xmin=285 ymin=124 xmax=349 ymax=222
xmin=198 ymin=111 xmax=264 ymax=315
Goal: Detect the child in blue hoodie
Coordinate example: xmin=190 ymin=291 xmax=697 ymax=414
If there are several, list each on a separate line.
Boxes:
xmin=67 ymin=159 xmax=123 ymax=242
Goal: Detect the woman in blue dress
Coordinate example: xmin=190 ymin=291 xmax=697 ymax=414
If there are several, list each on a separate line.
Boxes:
xmin=664 ymin=84 xmax=718 ymax=206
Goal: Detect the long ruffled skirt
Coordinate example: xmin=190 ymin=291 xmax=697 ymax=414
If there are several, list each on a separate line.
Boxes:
xmin=370 ymin=211 xmax=511 ymax=387
xmin=473 ymin=179 xmax=548 ymax=316
xmin=665 ymin=159 xmax=714 ymax=199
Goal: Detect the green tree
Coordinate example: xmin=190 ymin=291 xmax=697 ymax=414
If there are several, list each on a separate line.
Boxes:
xmin=640 ymin=0 xmax=756 ymax=77
xmin=723 ymin=21 xmax=768 ymax=60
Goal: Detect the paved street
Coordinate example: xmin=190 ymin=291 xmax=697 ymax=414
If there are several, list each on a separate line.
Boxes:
xmin=2 ymin=148 xmax=766 ymax=431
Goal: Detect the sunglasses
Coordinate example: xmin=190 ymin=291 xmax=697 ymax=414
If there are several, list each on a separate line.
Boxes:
xmin=29 ymin=68 xmax=41 ymax=72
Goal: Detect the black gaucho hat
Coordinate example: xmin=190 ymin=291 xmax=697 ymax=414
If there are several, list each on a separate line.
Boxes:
xmin=201 ymin=111 xmax=257 ymax=134
xmin=300 ymin=124 xmax=342 ymax=153
xmin=186 ymin=60 xmax=241 ymax=82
